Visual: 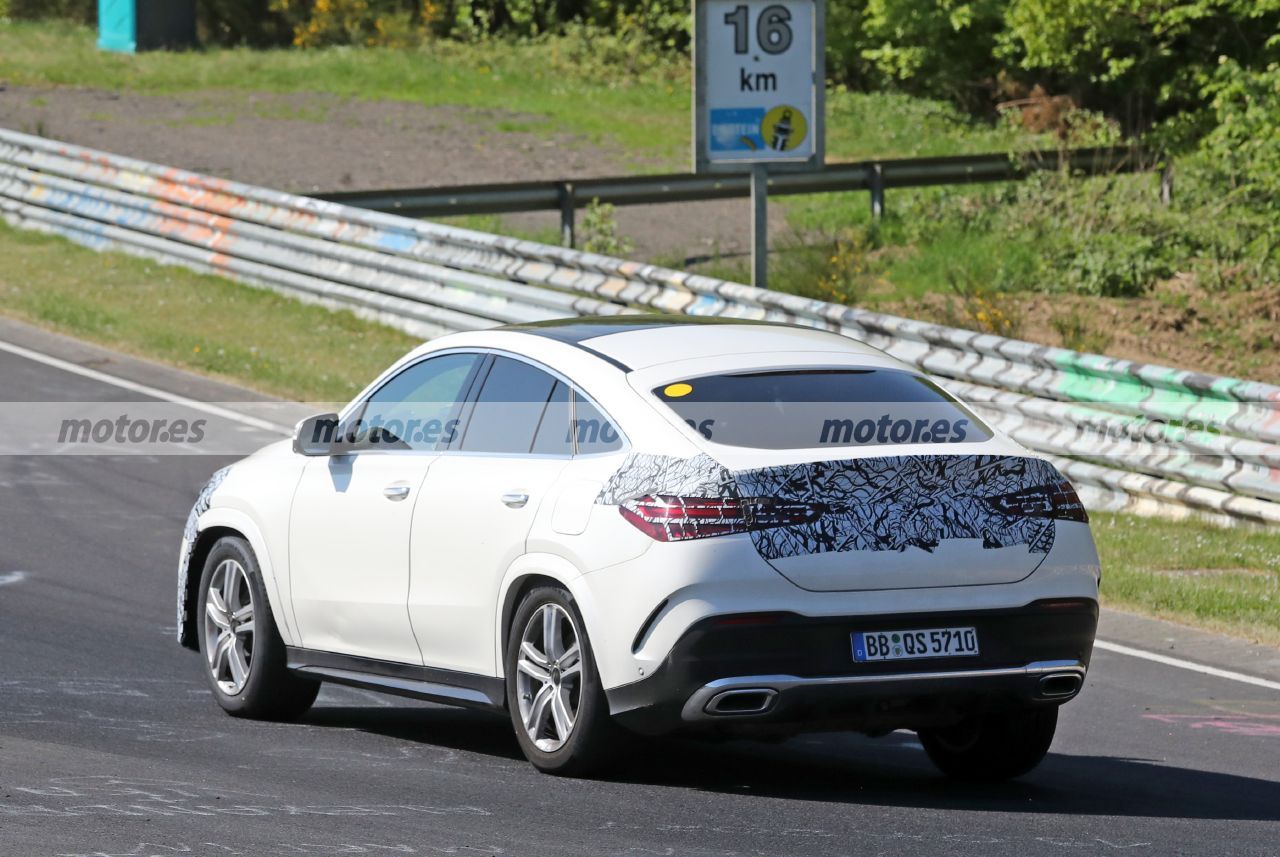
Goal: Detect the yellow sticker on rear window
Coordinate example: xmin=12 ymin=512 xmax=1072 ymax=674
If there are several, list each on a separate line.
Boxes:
xmin=663 ymin=383 xmax=693 ymax=398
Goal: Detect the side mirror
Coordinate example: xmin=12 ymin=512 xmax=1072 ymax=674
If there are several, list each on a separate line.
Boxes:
xmin=293 ymin=413 xmax=340 ymax=456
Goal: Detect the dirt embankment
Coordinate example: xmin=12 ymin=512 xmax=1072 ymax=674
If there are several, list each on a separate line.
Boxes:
xmin=0 ymin=84 xmax=779 ymax=261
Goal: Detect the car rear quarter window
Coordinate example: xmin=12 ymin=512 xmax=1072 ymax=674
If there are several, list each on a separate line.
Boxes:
xmin=573 ymin=391 xmax=624 ymax=454
xmin=461 ymin=357 xmax=561 ymax=454
xmin=652 ymin=368 xmax=991 ymax=450
xmin=531 ymin=381 xmax=573 ymax=456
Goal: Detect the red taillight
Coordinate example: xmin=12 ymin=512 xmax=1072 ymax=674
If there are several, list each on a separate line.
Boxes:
xmin=619 ymin=494 xmax=826 ymax=542
xmin=985 ymin=480 xmax=1089 ymax=523
xmin=1034 ymin=598 xmax=1095 ymax=610
xmin=619 ymin=495 xmax=748 ymax=541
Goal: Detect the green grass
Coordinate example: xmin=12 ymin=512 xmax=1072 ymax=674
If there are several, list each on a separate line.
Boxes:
xmin=0 ymin=20 xmax=1037 ymax=168
xmin=0 ymin=221 xmax=417 ymax=402
xmin=775 ymin=199 xmax=1020 ymax=304
xmin=824 ymin=89 xmax=1035 ymax=162
xmin=0 ymin=20 xmax=691 ymax=164
xmin=1092 ymin=512 xmax=1280 ymax=646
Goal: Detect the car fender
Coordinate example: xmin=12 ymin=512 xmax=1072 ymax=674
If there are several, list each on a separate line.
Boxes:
xmin=197 ymin=506 xmax=300 ymax=647
xmin=493 ymin=552 xmax=623 ymax=686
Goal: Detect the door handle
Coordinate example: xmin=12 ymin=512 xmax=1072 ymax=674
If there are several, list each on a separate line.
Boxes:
xmin=383 ymin=483 xmax=411 ymax=501
xmin=501 ymin=492 xmax=529 ymax=509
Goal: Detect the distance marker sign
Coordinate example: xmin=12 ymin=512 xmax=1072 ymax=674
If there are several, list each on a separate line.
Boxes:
xmin=694 ymin=0 xmax=825 ymax=172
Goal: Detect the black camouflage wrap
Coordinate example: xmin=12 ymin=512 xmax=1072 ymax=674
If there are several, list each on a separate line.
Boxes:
xmin=598 ymin=452 xmax=1063 ymax=560
xmin=597 ymin=453 xmax=733 ymax=505
xmin=735 ymin=455 xmax=1059 ymax=559
xmin=177 ymin=466 xmax=232 ymax=648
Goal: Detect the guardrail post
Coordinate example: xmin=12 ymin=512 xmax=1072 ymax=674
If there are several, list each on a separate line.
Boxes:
xmin=558 ymin=182 xmax=576 ymax=248
xmin=869 ymin=163 xmax=885 ymax=219
xmin=1160 ymin=158 xmax=1174 ymax=207
xmin=750 ymin=165 xmax=768 ymax=289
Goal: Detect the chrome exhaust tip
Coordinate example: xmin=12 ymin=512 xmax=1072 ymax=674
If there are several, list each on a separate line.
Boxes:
xmin=704 ymin=688 xmax=777 ymax=715
xmin=1037 ymin=672 xmax=1083 ymax=699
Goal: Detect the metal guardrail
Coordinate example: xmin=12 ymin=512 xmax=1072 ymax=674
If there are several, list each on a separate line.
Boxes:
xmin=312 ymin=147 xmax=1158 ymax=246
xmin=2 ymin=127 xmax=1277 ymax=525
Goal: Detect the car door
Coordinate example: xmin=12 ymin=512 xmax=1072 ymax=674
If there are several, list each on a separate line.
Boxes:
xmin=288 ymin=351 xmax=484 ymax=663
xmin=408 ymin=354 xmax=590 ymax=676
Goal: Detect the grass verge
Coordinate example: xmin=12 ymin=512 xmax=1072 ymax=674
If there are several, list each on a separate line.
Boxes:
xmin=1092 ymin=512 xmax=1280 ymax=647
xmin=0 ymin=221 xmax=416 ymax=402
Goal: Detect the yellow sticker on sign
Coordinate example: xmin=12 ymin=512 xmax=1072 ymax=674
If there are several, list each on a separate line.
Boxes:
xmin=663 ymin=383 xmax=694 ymax=398
xmin=761 ymin=105 xmax=808 ymax=152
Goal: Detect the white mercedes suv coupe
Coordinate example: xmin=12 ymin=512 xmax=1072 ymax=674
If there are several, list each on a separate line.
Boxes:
xmin=178 ymin=317 xmax=1100 ymax=779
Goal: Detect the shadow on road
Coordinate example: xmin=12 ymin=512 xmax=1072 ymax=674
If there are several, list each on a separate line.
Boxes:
xmin=302 ymin=704 xmax=1280 ymax=822
xmin=304 ymin=704 xmax=525 ymax=761
xmin=615 ymin=732 xmax=1280 ymax=823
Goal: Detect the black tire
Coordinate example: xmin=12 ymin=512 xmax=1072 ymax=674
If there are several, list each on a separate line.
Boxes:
xmin=918 ymin=706 xmax=1058 ymax=781
xmin=196 ymin=535 xmax=319 ymax=721
xmin=505 ymin=585 xmax=625 ymax=776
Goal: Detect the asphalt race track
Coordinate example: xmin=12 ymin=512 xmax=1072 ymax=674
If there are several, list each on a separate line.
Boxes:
xmin=2 ymin=330 xmax=1278 ymax=857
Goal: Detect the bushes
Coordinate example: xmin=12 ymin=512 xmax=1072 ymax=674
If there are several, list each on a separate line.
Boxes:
xmin=952 ymin=164 xmax=1274 ymax=299
xmin=5 ymin=0 xmax=94 ymax=22
xmin=433 ymin=0 xmax=689 ymax=45
xmin=200 ymin=0 xmax=292 ymax=46
xmin=268 ymin=0 xmax=432 ymax=47
xmin=1193 ymin=59 xmax=1280 ymax=215
xmin=262 ymin=0 xmax=689 ymax=47
xmin=856 ymin=0 xmax=1006 ymax=111
xmin=1 ymin=0 xmax=294 ymax=46
xmin=998 ymin=0 xmax=1280 ymax=131
xmin=844 ymin=1 xmax=1280 ymax=133
xmin=578 ymin=199 xmax=633 ymax=256
xmin=0 ymin=0 xmax=690 ymax=48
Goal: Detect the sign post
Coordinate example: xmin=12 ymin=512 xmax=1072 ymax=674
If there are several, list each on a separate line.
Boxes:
xmin=750 ymin=164 xmax=768 ymax=289
xmin=694 ymin=0 xmax=825 ymax=288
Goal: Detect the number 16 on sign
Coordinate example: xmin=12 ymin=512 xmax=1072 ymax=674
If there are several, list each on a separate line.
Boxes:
xmin=693 ymin=0 xmax=825 ymax=173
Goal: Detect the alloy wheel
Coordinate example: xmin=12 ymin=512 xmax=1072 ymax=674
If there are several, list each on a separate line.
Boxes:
xmin=203 ymin=558 xmax=255 ymax=695
xmin=515 ymin=603 xmax=582 ymax=752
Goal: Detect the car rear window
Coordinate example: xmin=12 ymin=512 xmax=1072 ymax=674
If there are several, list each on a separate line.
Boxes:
xmin=652 ymin=369 xmax=992 ymax=450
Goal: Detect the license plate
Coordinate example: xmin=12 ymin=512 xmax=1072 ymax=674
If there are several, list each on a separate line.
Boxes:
xmin=852 ymin=627 xmax=979 ymax=662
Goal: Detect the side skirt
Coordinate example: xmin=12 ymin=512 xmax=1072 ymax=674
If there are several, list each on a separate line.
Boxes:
xmin=285 ymin=647 xmax=506 ymax=711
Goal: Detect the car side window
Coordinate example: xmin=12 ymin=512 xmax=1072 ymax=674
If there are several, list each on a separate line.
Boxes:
xmin=347 ymin=353 xmax=482 ymax=451
xmin=531 ymin=381 xmax=574 ymax=456
xmin=572 ymin=391 xmax=624 ymax=454
xmin=460 ymin=357 xmax=561 ymax=454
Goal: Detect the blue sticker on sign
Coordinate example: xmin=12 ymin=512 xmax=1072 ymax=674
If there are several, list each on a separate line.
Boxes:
xmin=709 ymin=107 xmax=765 ymax=152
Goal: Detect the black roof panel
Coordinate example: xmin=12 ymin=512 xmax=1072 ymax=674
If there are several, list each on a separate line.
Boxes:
xmin=502 ymin=314 xmax=791 ymax=346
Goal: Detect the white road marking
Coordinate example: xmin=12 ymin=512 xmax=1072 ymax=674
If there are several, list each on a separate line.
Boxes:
xmin=0 ymin=571 xmax=28 ymax=586
xmin=0 ymin=339 xmax=290 ymax=434
xmin=1095 ymin=639 xmax=1280 ymax=693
